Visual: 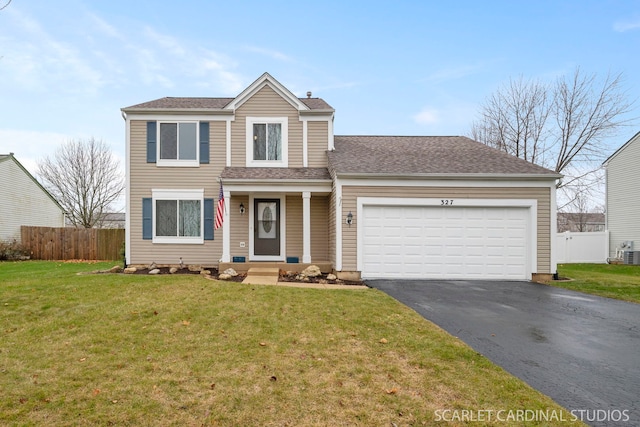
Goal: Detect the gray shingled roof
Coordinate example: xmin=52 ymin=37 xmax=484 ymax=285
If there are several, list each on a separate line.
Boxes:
xmin=123 ymin=97 xmax=332 ymax=111
xmin=123 ymin=97 xmax=234 ymax=110
xmin=221 ymin=167 xmax=331 ymax=181
xmin=328 ymin=136 xmax=560 ymax=177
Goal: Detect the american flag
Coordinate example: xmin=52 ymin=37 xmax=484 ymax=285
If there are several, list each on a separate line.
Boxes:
xmin=214 ymin=182 xmax=225 ymax=230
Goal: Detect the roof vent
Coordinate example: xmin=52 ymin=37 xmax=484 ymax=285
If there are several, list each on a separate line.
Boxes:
xmin=306 ymin=91 xmax=312 ymax=98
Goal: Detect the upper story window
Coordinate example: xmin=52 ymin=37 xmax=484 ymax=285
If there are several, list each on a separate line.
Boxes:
xmin=158 ymin=122 xmax=198 ymax=166
xmin=246 ymin=117 xmax=288 ymax=167
xmin=253 ymin=123 xmax=281 ymax=161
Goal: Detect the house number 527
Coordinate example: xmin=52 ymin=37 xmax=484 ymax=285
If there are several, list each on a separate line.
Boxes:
xmin=441 ymin=199 xmax=454 ymax=205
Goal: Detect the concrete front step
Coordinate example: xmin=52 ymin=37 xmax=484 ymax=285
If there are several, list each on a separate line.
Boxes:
xmin=242 ymin=267 xmax=280 ymax=285
xmin=245 ymin=267 xmax=280 ymax=277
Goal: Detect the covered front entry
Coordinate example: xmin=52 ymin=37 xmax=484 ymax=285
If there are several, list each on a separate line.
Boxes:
xmin=219 ymin=166 xmax=332 ymax=266
xmin=358 ymin=198 xmax=536 ymax=280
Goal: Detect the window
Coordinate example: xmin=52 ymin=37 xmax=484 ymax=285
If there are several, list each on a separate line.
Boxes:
xmin=158 ymin=122 xmax=198 ymax=166
xmin=246 ymin=117 xmax=288 ymax=167
xmin=253 ymin=123 xmax=281 ymax=161
xmin=152 ymin=189 xmax=205 ymax=244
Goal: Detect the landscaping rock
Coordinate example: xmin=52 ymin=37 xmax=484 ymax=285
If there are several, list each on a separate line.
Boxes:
xmin=301 ymin=265 xmax=322 ymax=278
xmin=109 ymin=265 xmax=123 ymax=273
xmin=124 ymin=267 xmax=137 ymax=274
xmin=169 ymin=267 xmax=178 ymax=274
xmin=149 ymin=262 xmax=157 ymax=270
xmin=223 ymin=268 xmax=238 ymax=277
xmin=326 ymin=273 xmax=337 ymax=281
xmin=200 ymin=270 xmax=211 ymax=275
xmin=188 ymin=265 xmax=202 ymax=272
xmin=218 ymin=273 xmax=231 ymax=280
xmin=148 ymin=268 xmax=160 ymax=275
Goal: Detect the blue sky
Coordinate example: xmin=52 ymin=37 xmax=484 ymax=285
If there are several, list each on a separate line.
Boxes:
xmin=1 ymin=0 xmax=639 ymax=182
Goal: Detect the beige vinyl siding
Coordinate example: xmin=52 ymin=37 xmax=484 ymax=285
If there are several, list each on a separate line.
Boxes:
xmin=128 ymin=120 xmax=224 ymax=265
xmin=339 ymin=186 xmax=552 ymax=274
xmin=310 ymin=195 xmax=329 ymax=260
xmin=229 ymin=195 xmax=249 ymax=260
xmin=606 ymin=135 xmax=640 ymax=257
xmin=307 ymin=121 xmax=329 ymax=167
xmin=231 ymin=86 xmax=304 ymax=167
xmin=0 ymin=158 xmax=65 ymax=242
xmin=286 ymin=196 xmax=303 ymax=258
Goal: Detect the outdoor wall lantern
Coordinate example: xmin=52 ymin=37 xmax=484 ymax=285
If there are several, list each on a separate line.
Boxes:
xmin=239 ymin=203 xmax=245 ymax=215
xmin=346 ymin=211 xmax=353 ymax=227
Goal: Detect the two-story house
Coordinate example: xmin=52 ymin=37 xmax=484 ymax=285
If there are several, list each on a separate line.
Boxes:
xmin=122 ymin=73 xmax=560 ymax=281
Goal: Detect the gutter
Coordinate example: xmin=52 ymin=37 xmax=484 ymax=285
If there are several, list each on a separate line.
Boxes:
xmin=334 ymin=172 xmax=563 ymax=181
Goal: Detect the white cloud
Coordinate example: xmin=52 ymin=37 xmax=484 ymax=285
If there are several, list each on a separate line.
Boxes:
xmin=613 ymin=18 xmax=640 ymax=32
xmin=411 ymin=102 xmax=479 ymax=135
xmin=413 ymin=108 xmax=440 ymax=125
xmin=1 ymin=8 xmax=105 ymax=94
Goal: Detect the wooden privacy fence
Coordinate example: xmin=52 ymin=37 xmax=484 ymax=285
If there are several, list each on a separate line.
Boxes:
xmin=21 ymin=226 xmax=125 ymax=261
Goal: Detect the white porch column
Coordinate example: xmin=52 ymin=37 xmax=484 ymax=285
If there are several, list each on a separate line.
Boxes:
xmin=302 ymin=191 xmax=311 ymax=263
xmin=221 ymin=191 xmax=231 ymax=262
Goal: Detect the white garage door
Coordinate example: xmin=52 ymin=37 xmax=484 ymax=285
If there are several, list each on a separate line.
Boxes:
xmin=361 ymin=205 xmax=529 ymax=279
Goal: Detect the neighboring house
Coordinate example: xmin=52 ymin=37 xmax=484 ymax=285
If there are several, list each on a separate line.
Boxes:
xmin=557 ymin=212 xmax=605 ymax=233
xmin=0 ymin=153 xmax=66 ymax=242
xmin=65 ymin=212 xmax=126 ymax=229
xmin=121 ymin=72 xmax=560 ymax=281
xmin=603 ymin=131 xmax=640 ymax=256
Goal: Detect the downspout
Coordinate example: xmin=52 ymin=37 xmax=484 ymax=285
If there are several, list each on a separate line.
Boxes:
xmin=121 ymin=110 xmax=130 ymax=268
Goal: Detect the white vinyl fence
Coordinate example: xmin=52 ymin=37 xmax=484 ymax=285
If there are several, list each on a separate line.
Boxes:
xmin=556 ymin=231 xmax=609 ymax=264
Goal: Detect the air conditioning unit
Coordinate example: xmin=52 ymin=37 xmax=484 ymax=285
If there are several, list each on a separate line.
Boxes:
xmin=623 ymin=251 xmax=640 ymax=265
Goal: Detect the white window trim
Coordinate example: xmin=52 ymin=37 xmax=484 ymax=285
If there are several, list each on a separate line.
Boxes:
xmin=245 ymin=117 xmax=288 ymax=167
xmin=152 ymin=189 xmax=204 ymax=244
xmin=157 ymin=121 xmax=200 ymax=167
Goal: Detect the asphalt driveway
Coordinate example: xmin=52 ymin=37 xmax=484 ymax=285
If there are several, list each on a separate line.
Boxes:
xmin=369 ymin=279 xmax=640 ymax=427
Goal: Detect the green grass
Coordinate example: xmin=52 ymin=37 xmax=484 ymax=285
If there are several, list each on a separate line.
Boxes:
xmin=0 ymin=261 xmax=584 ymax=426
xmin=552 ymin=263 xmax=640 ymax=303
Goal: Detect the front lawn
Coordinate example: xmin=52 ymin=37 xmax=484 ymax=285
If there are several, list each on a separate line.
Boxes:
xmin=1 ymin=261 xmax=583 ymax=426
xmin=553 ymin=263 xmax=640 ymax=303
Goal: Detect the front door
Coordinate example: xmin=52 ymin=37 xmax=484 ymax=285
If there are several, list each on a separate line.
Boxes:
xmin=254 ymin=199 xmax=280 ymax=256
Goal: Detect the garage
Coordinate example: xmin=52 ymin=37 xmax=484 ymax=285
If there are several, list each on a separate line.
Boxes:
xmin=359 ymin=200 xmax=533 ymax=280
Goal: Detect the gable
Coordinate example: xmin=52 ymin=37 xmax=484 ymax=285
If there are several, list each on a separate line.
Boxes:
xmin=604 ymin=131 xmax=640 ymax=168
xmin=224 ymin=72 xmax=309 ymax=112
xmin=0 ymin=154 xmax=64 ymax=212
xmin=236 ymin=85 xmax=300 ymax=116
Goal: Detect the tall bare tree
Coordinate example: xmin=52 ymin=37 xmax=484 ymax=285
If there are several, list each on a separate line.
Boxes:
xmin=471 ymin=68 xmax=634 ymax=191
xmin=38 ymin=138 xmax=124 ymax=228
xmin=472 ymin=77 xmax=550 ymax=166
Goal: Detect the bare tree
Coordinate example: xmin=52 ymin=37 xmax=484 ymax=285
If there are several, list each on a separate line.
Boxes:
xmin=471 ymin=68 xmax=634 ymax=192
xmin=471 ymin=77 xmax=550 ymax=166
xmin=38 ymin=138 xmax=124 ymax=228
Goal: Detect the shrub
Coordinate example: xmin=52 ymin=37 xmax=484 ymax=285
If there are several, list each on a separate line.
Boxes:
xmin=0 ymin=240 xmax=30 ymax=261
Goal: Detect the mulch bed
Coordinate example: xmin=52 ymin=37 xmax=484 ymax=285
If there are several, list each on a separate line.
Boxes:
xmin=129 ymin=267 xmax=363 ymax=285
